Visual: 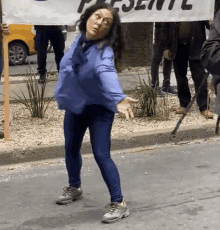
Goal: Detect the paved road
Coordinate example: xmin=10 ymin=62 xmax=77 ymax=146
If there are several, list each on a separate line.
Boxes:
xmin=1 ymin=139 xmax=220 ymax=229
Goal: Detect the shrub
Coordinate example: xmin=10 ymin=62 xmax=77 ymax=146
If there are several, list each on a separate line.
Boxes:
xmin=12 ymin=73 xmax=54 ymax=118
xmin=131 ymin=75 xmax=157 ymax=117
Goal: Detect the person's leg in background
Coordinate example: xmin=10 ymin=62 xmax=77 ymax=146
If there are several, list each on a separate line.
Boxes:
xmin=189 ymin=60 xmax=213 ymax=118
xmin=161 ymin=59 xmax=178 ymax=94
xmin=151 ymin=42 xmax=165 ymax=97
xmin=212 ymin=75 xmax=220 ymax=115
xmin=151 ymin=43 xmax=162 ymax=89
xmin=49 ymin=29 xmax=65 ymax=73
xmin=151 ymin=23 xmax=165 ymax=97
xmin=172 ymin=44 xmax=191 ymax=114
xmin=88 ymin=104 xmax=129 ymax=223
xmin=212 ymin=75 xmax=220 ymax=95
xmin=35 ymin=28 xmax=49 ymax=84
xmin=56 ymin=109 xmax=87 ymax=205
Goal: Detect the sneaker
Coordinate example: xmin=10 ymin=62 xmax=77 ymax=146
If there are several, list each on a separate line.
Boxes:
xmin=0 ymin=131 xmax=4 ymax=139
xmin=153 ymin=87 xmax=165 ymax=97
xmin=56 ymin=186 xmax=83 ymax=205
xmin=175 ymin=106 xmax=186 ymax=114
xmin=162 ymin=86 xmax=178 ymax=95
xmin=102 ymin=200 xmax=129 ymax=224
xmin=200 ymin=109 xmax=213 ymax=119
xmin=38 ymin=73 xmax=47 ymax=84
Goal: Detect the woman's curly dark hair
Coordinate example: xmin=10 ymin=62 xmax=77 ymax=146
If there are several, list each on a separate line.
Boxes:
xmin=75 ymin=3 xmax=124 ymax=66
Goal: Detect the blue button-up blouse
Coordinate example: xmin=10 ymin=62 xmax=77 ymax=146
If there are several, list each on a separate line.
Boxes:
xmin=55 ymin=34 xmax=126 ymax=114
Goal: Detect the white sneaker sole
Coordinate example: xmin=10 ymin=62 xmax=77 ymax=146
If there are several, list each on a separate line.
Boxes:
xmin=102 ymin=209 xmax=129 ymax=224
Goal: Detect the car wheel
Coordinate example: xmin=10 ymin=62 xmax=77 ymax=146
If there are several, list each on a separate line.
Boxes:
xmin=9 ymin=42 xmax=28 ymax=65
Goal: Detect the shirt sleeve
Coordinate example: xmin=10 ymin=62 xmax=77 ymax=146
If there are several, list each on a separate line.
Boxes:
xmin=201 ymin=38 xmax=220 ymax=75
xmin=96 ymin=55 xmax=126 ymax=104
xmin=201 ymin=10 xmax=220 ymax=75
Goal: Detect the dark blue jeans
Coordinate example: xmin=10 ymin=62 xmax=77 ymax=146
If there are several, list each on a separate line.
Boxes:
xmin=64 ymin=105 xmax=123 ymax=203
xmin=34 ymin=27 xmax=65 ymax=75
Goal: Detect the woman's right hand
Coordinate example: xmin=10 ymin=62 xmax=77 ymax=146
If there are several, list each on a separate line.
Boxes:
xmin=117 ymin=96 xmax=138 ymax=120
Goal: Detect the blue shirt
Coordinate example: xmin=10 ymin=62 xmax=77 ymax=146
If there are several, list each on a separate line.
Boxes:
xmin=55 ymin=34 xmax=126 ymax=114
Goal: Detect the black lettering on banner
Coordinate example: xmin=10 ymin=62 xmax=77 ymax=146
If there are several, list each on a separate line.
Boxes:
xmin=148 ymin=0 xmax=155 ymax=10
xmin=77 ymin=0 xmax=92 ymax=13
xmin=110 ymin=0 xmax=122 ymax=13
xmin=181 ymin=0 xmax=192 ymax=10
xmin=148 ymin=0 xmax=165 ymax=10
xmin=134 ymin=0 xmax=148 ymax=10
xmin=122 ymin=0 xmax=135 ymax=12
xmin=156 ymin=0 xmax=165 ymax=10
xmin=95 ymin=0 xmax=106 ymax=5
xmin=168 ymin=0 xmax=175 ymax=10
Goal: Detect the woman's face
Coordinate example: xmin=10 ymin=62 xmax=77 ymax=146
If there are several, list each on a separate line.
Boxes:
xmin=86 ymin=8 xmax=113 ymax=40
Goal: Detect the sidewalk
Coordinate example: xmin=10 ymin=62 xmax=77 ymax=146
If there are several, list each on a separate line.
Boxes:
xmin=0 ymin=69 xmax=180 ymax=103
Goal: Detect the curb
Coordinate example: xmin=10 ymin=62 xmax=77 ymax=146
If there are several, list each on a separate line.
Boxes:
xmin=0 ymin=122 xmax=218 ymax=167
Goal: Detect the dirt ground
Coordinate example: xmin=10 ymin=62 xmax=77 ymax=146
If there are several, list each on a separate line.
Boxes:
xmin=0 ymin=94 xmax=217 ymax=154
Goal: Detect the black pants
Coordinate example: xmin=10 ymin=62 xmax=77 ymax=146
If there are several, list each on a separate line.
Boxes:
xmin=212 ymin=75 xmax=220 ymax=94
xmin=35 ymin=27 xmax=65 ymax=75
xmin=173 ymin=43 xmax=208 ymax=111
xmin=151 ymin=26 xmax=172 ymax=89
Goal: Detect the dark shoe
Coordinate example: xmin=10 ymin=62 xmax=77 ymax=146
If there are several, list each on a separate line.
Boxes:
xmin=38 ymin=73 xmax=47 ymax=84
xmin=102 ymin=200 xmax=129 ymax=224
xmin=201 ymin=110 xmax=213 ymax=119
xmin=152 ymin=87 xmax=165 ymax=97
xmin=162 ymin=86 xmax=178 ymax=95
xmin=56 ymin=186 xmax=83 ymax=205
xmin=0 ymin=131 xmax=4 ymax=139
xmin=176 ymin=106 xmax=186 ymax=114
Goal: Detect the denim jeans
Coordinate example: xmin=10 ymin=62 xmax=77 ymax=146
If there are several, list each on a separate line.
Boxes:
xmin=173 ymin=43 xmax=208 ymax=111
xmin=64 ymin=104 xmax=123 ymax=203
xmin=34 ymin=27 xmax=65 ymax=75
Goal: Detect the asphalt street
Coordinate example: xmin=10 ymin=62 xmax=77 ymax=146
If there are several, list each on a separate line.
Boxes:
xmin=1 ymin=139 xmax=220 ymax=230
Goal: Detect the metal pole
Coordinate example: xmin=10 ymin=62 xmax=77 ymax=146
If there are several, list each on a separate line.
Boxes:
xmin=171 ymin=72 xmax=209 ymax=136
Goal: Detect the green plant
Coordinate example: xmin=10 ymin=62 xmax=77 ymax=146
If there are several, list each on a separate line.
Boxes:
xmin=131 ymin=74 xmax=157 ymax=117
xmin=12 ymin=73 xmax=54 ymax=118
xmin=129 ymin=67 xmax=174 ymax=120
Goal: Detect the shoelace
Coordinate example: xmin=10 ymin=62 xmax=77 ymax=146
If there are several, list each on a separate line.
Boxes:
xmin=105 ymin=202 xmax=120 ymax=214
xmin=62 ymin=186 xmax=73 ymax=196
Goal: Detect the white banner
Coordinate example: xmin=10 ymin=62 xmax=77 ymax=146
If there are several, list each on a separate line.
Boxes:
xmin=2 ymin=0 xmax=215 ymax=25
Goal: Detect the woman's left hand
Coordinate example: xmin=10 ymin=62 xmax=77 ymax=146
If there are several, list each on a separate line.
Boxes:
xmin=117 ymin=96 xmax=138 ymax=120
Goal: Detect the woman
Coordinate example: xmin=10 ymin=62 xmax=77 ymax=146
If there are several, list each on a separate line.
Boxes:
xmin=55 ymin=3 xmax=137 ymax=224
